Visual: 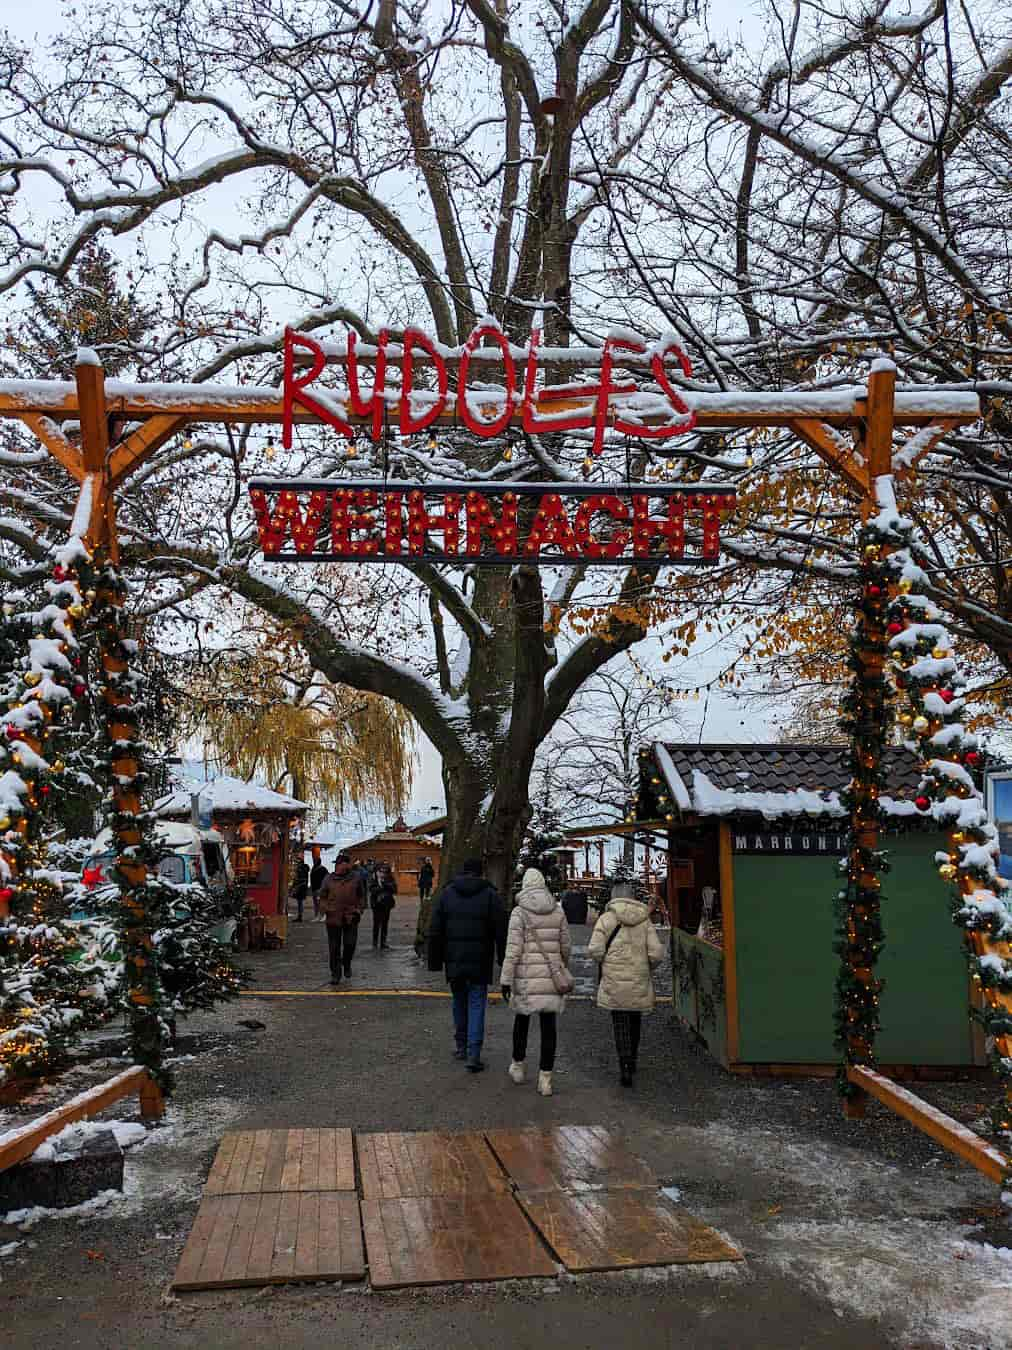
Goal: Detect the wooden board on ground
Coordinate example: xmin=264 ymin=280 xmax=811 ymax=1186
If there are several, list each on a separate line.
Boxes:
xmin=485 ymin=1125 xmax=655 ymax=1194
xmin=203 ymin=1128 xmax=355 ymax=1195
xmin=361 ymin=1194 xmax=556 ymax=1289
xmin=357 ymin=1130 xmax=508 ymax=1199
xmin=519 ymin=1189 xmax=743 ymax=1273
xmin=172 ymin=1190 xmax=365 ymax=1290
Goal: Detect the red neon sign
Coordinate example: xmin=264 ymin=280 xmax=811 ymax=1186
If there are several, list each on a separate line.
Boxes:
xmin=249 ymin=481 xmax=734 ymax=567
xmin=282 ymin=326 xmax=697 ymax=453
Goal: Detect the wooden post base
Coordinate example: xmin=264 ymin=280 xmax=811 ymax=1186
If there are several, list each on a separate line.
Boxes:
xmin=842 ymin=1092 xmax=867 ymax=1119
xmin=139 ymin=1076 xmax=165 ymax=1120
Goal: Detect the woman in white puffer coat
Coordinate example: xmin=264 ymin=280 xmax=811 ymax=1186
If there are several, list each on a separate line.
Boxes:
xmin=500 ymin=867 xmax=572 ymax=1098
xmin=588 ymin=880 xmax=665 ymax=1087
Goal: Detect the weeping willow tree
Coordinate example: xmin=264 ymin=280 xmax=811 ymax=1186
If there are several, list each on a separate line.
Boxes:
xmin=181 ymin=646 xmax=415 ymax=814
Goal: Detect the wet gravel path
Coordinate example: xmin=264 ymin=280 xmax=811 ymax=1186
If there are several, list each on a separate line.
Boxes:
xmin=1 ymin=914 xmax=1006 ymax=1349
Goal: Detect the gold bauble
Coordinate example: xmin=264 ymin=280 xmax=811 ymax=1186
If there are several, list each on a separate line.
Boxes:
xmin=67 ymin=603 xmax=85 ymax=619
xmin=939 ymin=863 xmax=958 ymax=880
xmin=912 ymin=715 xmax=929 ymax=733
xmin=898 ymin=578 xmax=913 ymax=594
xmin=23 ymin=672 xmax=41 ymax=687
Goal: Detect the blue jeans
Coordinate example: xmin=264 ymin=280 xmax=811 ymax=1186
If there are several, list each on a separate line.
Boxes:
xmin=451 ymin=980 xmax=487 ymax=1063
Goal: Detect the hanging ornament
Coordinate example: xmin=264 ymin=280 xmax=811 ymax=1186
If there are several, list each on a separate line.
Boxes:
xmin=915 ymin=794 xmax=931 ymax=812
xmin=938 ymin=688 xmax=955 ymax=704
xmin=912 ymin=715 xmax=929 ymax=733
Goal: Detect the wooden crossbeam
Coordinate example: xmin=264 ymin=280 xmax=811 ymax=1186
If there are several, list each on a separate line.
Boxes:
xmin=0 ymin=1066 xmax=163 ymax=1173
xmin=0 ymin=387 xmax=979 ymax=431
xmin=847 ymin=1065 xmax=1009 ymax=1184
xmin=789 ymin=418 xmax=868 ymax=495
xmin=108 ymin=414 xmax=190 ymax=487
xmin=18 ymin=415 xmax=85 ymax=482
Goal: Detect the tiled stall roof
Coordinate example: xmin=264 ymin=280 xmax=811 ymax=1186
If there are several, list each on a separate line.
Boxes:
xmin=650 ymin=742 xmax=924 ymax=821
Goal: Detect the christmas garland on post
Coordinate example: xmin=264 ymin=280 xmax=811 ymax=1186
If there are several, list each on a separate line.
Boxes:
xmin=871 ymin=479 xmax=1012 ymax=1140
xmin=835 ymin=515 xmax=894 ymax=1095
xmin=94 ymin=564 xmax=172 ymax=1093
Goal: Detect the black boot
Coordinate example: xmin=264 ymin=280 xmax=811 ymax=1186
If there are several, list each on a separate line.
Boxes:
xmin=619 ymin=1058 xmax=634 ymax=1088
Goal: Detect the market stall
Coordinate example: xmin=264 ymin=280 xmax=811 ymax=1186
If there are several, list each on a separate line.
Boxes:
xmin=636 ymin=742 xmax=984 ymax=1075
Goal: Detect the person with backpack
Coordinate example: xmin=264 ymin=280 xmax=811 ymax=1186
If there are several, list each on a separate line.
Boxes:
xmin=588 ymin=876 xmax=665 ymax=1087
xmin=427 ymin=857 xmax=506 ymax=1073
xmin=318 ymin=852 xmax=365 ymax=983
xmin=309 ymin=850 xmax=328 ymax=921
xmin=500 ymin=867 xmax=572 ymax=1098
xmin=371 ymin=862 xmax=398 ymax=950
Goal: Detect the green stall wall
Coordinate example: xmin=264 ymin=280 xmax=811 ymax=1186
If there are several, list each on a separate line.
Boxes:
xmin=731 ymin=831 xmax=975 ymax=1065
xmin=671 ymin=930 xmax=728 ymax=1067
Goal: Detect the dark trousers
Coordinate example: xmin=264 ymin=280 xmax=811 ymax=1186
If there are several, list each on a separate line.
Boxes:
xmin=294 ymin=887 xmax=307 ymax=921
xmin=512 ymin=1012 xmax=557 ymax=1071
xmin=372 ymin=906 xmax=391 ymax=947
xmin=611 ymin=1010 xmax=642 ymax=1064
xmin=326 ymin=922 xmax=358 ymax=978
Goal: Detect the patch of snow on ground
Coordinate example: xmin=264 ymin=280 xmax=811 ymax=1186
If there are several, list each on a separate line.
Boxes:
xmin=2 ymin=1189 xmax=119 ymax=1230
xmin=766 ymin=1220 xmax=1012 ymax=1350
xmin=31 ymin=1118 xmax=148 ymax=1161
xmin=661 ymin=1185 xmax=683 ymax=1203
xmin=0 ymin=1239 xmax=24 ymax=1257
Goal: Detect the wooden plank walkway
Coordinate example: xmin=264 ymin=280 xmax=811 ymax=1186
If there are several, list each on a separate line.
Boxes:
xmin=485 ymin=1125 xmax=656 ymax=1193
xmin=172 ymin=1191 xmax=365 ymax=1290
xmin=361 ymin=1194 xmax=557 ymax=1289
xmin=518 ymin=1189 xmax=743 ymax=1273
xmin=357 ymin=1130 xmax=508 ymax=1199
xmin=204 ymin=1128 xmax=356 ymax=1195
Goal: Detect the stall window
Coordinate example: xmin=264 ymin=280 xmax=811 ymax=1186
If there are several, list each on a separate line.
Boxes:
xmin=158 ymin=854 xmax=186 ymax=884
xmin=988 ymin=773 xmax=1012 ymax=880
xmin=202 ymin=842 xmax=226 ymax=881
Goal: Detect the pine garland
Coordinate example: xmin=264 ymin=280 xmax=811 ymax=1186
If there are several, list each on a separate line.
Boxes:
xmin=835 ymin=518 xmax=894 ymax=1090
xmin=94 ymin=564 xmax=174 ymax=1091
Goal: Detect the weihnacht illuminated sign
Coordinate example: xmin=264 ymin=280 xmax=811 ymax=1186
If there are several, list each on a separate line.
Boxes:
xmin=249 ymin=480 xmax=735 ymax=567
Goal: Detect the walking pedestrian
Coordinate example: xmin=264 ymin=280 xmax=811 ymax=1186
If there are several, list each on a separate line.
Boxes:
xmin=371 ymin=862 xmax=398 ymax=950
xmin=292 ymin=855 xmax=310 ymax=923
xmin=318 ymin=852 xmax=365 ymax=984
xmin=500 ymin=867 xmax=572 ymax=1098
xmin=427 ymin=857 xmax=506 ymax=1073
xmin=310 ymin=851 xmax=328 ymax=921
xmin=413 ymin=857 xmax=437 ymax=959
xmin=587 ymin=877 xmax=664 ymax=1087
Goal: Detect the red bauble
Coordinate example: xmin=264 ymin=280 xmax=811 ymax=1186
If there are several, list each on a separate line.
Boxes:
xmin=0 ymin=886 xmax=13 ymax=903
xmin=52 ymin=565 xmax=66 ymax=582
xmin=4 ymin=725 xmax=19 ymax=740
xmin=71 ymin=682 xmax=86 ymax=698
xmin=82 ymin=865 xmax=104 ymax=889
xmin=915 ymin=794 xmax=931 ymax=812
xmin=866 ymin=584 xmax=882 ymax=599
xmin=40 ymin=784 xmax=50 ymax=796
xmin=887 ymin=621 xmax=903 ymax=636
xmin=964 ymin=751 xmax=981 ymax=767
xmin=938 ymin=688 xmax=955 ymax=704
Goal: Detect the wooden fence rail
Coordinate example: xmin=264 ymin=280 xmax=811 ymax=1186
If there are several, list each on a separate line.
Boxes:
xmin=847 ymin=1065 xmax=1009 ymax=1184
xmin=0 ymin=1066 xmax=163 ymax=1174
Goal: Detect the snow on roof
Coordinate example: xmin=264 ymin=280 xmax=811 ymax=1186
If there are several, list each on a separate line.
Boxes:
xmin=157 ymin=773 xmax=307 ymax=816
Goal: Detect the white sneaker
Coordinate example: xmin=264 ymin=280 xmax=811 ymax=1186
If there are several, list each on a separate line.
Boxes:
xmin=537 ymin=1071 xmax=553 ymax=1097
xmin=508 ymin=1060 xmax=526 ymax=1085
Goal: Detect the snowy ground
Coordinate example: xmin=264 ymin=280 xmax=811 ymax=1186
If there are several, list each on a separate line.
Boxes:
xmin=1 ymin=913 xmax=1010 ymax=1349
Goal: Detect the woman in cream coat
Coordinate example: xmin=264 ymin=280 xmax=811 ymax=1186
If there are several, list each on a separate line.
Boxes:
xmin=500 ymin=867 xmax=572 ymax=1097
xmin=588 ymin=879 xmax=665 ymax=1087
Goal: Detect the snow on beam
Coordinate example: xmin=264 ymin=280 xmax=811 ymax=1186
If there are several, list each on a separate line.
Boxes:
xmin=655 ymin=745 xmax=692 ymax=813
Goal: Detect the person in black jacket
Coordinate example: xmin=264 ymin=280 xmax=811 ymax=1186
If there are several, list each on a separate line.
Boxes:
xmin=309 ymin=852 xmax=328 ymax=921
xmin=427 ymin=858 xmax=506 ymax=1073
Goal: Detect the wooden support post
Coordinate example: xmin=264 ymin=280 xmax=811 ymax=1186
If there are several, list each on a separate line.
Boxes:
xmin=719 ymin=822 xmax=741 ymax=1066
xmin=598 ymin=840 xmax=605 ymax=877
xmin=840 ymin=363 xmax=897 ymax=1119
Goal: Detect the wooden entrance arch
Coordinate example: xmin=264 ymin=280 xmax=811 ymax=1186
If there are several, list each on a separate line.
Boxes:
xmin=0 ymin=348 xmax=998 ymax=1154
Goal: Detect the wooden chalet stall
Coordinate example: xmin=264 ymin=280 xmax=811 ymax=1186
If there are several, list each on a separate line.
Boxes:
xmin=158 ymin=775 xmax=308 ymax=941
xmin=344 ymin=816 xmax=441 ymax=895
xmin=637 ymin=743 xmax=983 ymax=1076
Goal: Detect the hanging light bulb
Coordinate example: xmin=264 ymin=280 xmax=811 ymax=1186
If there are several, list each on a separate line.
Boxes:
xmin=347 ymin=440 xmax=358 ymax=459
xmin=503 ymin=445 xmax=514 ymax=462
xmin=744 ymin=454 xmax=754 ymax=468
xmin=428 ymin=432 xmax=438 ymax=452
xmin=183 ymin=436 xmax=193 ymax=450
xmin=265 ymin=438 xmax=277 ymax=460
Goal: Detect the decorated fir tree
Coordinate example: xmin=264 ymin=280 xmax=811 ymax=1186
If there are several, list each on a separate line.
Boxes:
xmin=515 ymin=804 xmax=567 ymax=892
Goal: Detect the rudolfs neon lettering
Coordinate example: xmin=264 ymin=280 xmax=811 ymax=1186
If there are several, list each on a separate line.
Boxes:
xmin=282 ymin=326 xmax=697 ymax=453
